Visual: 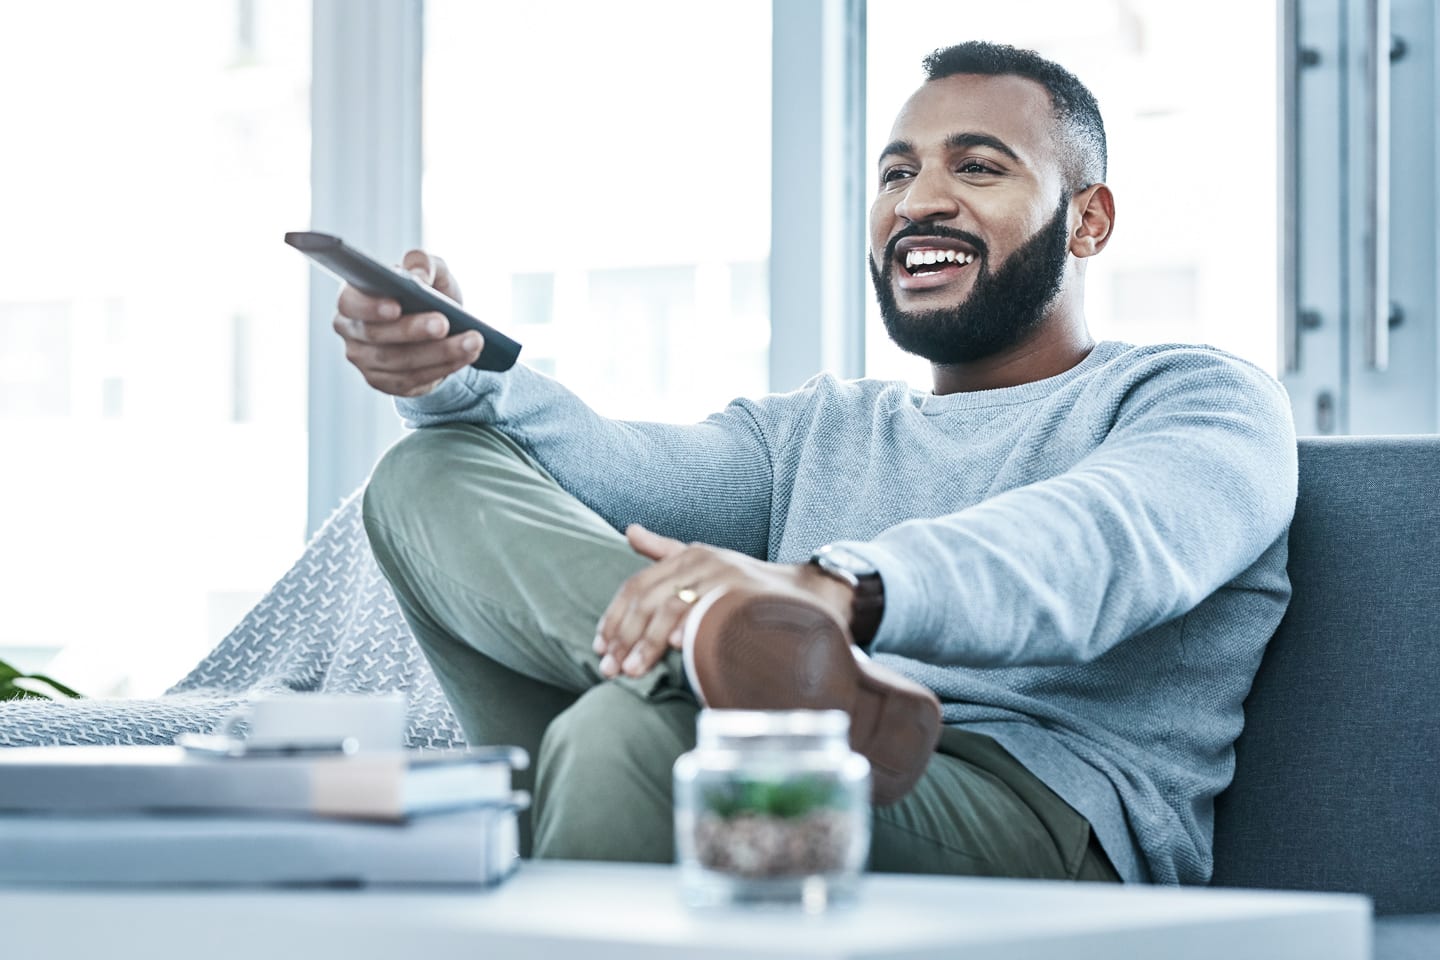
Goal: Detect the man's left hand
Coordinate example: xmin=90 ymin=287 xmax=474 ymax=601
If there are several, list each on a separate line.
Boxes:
xmin=593 ymin=525 xmax=853 ymax=679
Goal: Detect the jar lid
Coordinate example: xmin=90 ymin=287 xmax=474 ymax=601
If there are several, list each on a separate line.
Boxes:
xmin=697 ymin=709 xmax=850 ymax=742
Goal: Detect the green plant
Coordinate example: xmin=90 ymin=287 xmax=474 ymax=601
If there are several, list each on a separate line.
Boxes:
xmin=702 ymin=775 xmax=844 ymax=820
xmin=0 ymin=656 xmax=81 ymax=702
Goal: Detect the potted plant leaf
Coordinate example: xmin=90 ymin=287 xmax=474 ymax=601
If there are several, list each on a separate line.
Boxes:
xmin=0 ymin=656 xmax=81 ymax=702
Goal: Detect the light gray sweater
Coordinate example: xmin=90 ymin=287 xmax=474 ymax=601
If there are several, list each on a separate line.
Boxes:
xmin=397 ymin=340 xmax=1298 ymax=885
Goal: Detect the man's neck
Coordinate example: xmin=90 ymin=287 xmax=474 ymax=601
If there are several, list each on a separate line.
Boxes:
xmin=929 ymin=319 xmax=1096 ymax=396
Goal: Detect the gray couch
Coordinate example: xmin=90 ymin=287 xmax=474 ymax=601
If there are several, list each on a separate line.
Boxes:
xmin=1212 ymin=436 xmax=1440 ymax=959
xmin=3 ymin=435 xmax=1433 ymax=956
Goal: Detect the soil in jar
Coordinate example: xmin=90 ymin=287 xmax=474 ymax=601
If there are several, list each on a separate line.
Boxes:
xmin=694 ymin=776 xmax=856 ymax=879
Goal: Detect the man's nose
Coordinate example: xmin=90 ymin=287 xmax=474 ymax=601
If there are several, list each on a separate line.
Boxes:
xmin=894 ymin=167 xmax=960 ymax=224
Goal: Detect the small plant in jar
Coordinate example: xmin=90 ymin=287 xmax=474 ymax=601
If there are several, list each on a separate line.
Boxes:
xmin=674 ymin=709 xmax=871 ymax=908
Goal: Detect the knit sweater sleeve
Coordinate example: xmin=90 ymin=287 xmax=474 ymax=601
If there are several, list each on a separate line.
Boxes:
xmin=393 ymin=364 xmax=774 ymax=558
xmin=841 ymin=351 xmax=1298 ymax=667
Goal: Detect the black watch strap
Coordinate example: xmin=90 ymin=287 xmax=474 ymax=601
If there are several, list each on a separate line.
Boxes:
xmin=809 ymin=546 xmax=885 ymax=650
xmin=847 ymin=572 xmax=885 ymax=650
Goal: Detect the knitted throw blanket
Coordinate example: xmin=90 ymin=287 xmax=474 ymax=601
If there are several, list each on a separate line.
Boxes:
xmin=0 ymin=491 xmax=465 ymax=750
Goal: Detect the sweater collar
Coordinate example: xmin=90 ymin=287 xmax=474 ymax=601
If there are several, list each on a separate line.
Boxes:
xmin=916 ymin=341 xmax=1129 ymax=413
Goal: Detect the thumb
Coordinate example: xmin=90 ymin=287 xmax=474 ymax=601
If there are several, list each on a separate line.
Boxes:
xmin=400 ymin=249 xmax=436 ymax=285
xmin=400 ymin=249 xmax=463 ymax=303
xmin=626 ymin=523 xmax=685 ymax=562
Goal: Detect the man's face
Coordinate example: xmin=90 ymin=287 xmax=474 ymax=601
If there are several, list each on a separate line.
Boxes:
xmin=868 ymin=73 xmax=1074 ymax=365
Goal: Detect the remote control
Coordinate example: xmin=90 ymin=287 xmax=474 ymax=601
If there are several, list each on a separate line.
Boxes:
xmin=285 ymin=230 xmax=521 ymax=373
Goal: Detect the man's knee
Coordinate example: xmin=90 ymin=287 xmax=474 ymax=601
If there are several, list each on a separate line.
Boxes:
xmin=533 ymin=684 xmax=698 ymax=862
xmin=366 ymin=424 xmax=486 ymax=525
xmin=364 ymin=430 xmax=428 ymax=543
xmin=362 ymin=423 xmax=528 ymax=554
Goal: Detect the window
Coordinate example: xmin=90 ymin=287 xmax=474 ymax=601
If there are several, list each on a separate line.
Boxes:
xmin=0 ymin=1 xmax=312 ymax=696
xmin=864 ymin=1 xmax=1279 ymax=385
xmin=422 ymin=0 xmax=772 ymax=423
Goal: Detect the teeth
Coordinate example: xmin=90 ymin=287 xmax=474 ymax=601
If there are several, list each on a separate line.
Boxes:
xmin=904 ymin=248 xmax=975 ymax=270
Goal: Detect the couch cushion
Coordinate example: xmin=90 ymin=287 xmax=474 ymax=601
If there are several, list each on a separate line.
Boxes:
xmin=1375 ymin=914 xmax=1440 ymax=960
xmin=1212 ymin=436 xmax=1440 ymax=915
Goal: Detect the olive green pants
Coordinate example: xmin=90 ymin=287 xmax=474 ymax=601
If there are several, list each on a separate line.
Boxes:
xmin=361 ymin=423 xmax=1119 ymax=883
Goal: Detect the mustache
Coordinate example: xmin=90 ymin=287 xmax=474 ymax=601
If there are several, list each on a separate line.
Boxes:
xmin=883 ymin=224 xmax=989 ymax=269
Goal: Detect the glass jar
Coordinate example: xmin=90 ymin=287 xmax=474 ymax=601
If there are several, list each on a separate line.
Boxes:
xmin=673 ymin=709 xmax=871 ymax=911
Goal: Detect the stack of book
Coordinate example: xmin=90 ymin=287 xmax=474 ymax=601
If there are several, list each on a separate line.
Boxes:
xmin=0 ymin=742 xmax=529 ymax=887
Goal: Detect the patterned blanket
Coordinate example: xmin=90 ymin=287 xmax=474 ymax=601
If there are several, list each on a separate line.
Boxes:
xmin=0 ymin=491 xmax=465 ymax=750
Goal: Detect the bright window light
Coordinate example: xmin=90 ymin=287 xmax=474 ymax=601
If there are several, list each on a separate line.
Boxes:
xmin=422 ymin=0 xmax=772 ymax=423
xmin=0 ymin=0 xmax=312 ymax=697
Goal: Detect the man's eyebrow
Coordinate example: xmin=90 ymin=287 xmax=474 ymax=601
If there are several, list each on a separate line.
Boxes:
xmin=877 ymin=133 xmax=1023 ymax=167
xmin=878 ymin=139 xmax=914 ymax=166
xmin=944 ymin=132 xmax=1022 ymax=163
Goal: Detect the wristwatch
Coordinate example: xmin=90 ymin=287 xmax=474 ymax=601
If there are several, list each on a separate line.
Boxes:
xmin=809 ymin=544 xmax=885 ymax=650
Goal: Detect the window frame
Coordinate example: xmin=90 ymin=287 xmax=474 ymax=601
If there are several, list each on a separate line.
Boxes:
xmin=303 ymin=0 xmax=869 ymax=528
xmin=768 ymin=0 xmax=869 ymax=391
xmin=305 ymin=0 xmax=423 ymax=535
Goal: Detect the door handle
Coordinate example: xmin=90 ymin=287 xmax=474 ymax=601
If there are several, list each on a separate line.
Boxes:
xmin=1362 ymin=0 xmax=1392 ymax=371
xmin=1279 ymin=0 xmax=1301 ymax=375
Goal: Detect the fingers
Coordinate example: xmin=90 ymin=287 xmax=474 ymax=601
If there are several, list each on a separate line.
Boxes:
xmin=332 ymin=248 xmax=478 ymax=398
xmin=596 ymin=588 xmax=699 ymax=679
xmin=593 ymin=546 xmax=815 ymax=680
xmin=336 ymin=282 xmax=404 ymax=325
xmin=401 ymin=249 xmax=463 ymax=303
xmin=335 ymin=319 xmax=483 ymax=396
xmin=334 ymin=306 xmax=449 ymax=346
xmin=626 ymin=523 xmax=686 ymax=562
xmin=335 ymin=248 xmax=461 ymax=327
xmin=596 ymin=547 xmax=715 ymax=679
xmin=400 ymin=249 xmax=434 ymax=283
xmin=358 ymin=345 xmax=483 ymax=397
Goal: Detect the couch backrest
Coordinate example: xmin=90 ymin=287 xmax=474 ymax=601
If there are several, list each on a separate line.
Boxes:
xmin=1211 ymin=436 xmax=1440 ymax=915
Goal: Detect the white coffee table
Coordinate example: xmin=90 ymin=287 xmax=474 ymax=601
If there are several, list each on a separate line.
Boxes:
xmin=2 ymin=860 xmax=1370 ymax=959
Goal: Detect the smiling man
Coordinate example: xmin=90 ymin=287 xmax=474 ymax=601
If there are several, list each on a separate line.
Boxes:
xmin=343 ymin=42 xmax=1297 ymax=886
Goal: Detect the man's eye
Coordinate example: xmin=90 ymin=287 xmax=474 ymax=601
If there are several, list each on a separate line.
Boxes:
xmin=958 ymin=161 xmax=998 ymax=175
xmin=881 ymin=168 xmax=913 ymax=183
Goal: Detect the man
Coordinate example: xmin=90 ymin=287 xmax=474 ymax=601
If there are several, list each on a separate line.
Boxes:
xmin=338 ymin=42 xmax=1297 ymax=886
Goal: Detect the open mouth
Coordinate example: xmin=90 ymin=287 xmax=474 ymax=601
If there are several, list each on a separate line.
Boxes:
xmin=902 ymin=247 xmax=976 ymax=276
xmin=892 ymin=238 xmax=981 ymax=290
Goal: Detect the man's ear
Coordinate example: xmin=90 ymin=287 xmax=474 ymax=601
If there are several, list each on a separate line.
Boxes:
xmin=1069 ymin=183 xmax=1115 ymax=258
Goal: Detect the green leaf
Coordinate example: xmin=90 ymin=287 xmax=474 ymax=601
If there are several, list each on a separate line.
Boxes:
xmin=701 ymin=775 xmax=845 ymax=819
xmin=0 ymin=680 xmax=44 ymax=702
xmin=0 ymin=657 xmax=83 ymax=701
xmin=24 ymin=673 xmax=82 ymax=699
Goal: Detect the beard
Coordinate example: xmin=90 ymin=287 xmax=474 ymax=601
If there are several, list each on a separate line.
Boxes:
xmin=869 ymin=193 xmax=1072 ymax=366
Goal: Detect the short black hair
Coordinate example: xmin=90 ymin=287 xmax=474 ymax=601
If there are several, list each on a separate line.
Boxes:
xmin=922 ymin=41 xmax=1106 ymax=191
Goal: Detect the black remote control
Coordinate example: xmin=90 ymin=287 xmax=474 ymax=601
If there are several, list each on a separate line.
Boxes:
xmin=285 ymin=231 xmax=522 ymax=373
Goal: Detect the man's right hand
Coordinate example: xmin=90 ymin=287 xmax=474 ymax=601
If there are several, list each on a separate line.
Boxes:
xmin=333 ymin=249 xmax=484 ymax=397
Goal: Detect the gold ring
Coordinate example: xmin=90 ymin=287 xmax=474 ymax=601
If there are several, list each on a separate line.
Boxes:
xmin=674 ymin=585 xmax=701 ymax=605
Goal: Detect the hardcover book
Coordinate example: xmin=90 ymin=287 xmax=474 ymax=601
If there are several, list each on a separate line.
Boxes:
xmin=0 ymin=745 xmax=527 ymax=821
xmin=0 ymin=799 xmax=526 ymax=886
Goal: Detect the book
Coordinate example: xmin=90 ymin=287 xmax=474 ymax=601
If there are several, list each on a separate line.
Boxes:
xmin=0 ymin=798 xmax=526 ymax=886
xmin=0 ymin=744 xmax=527 ymax=821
